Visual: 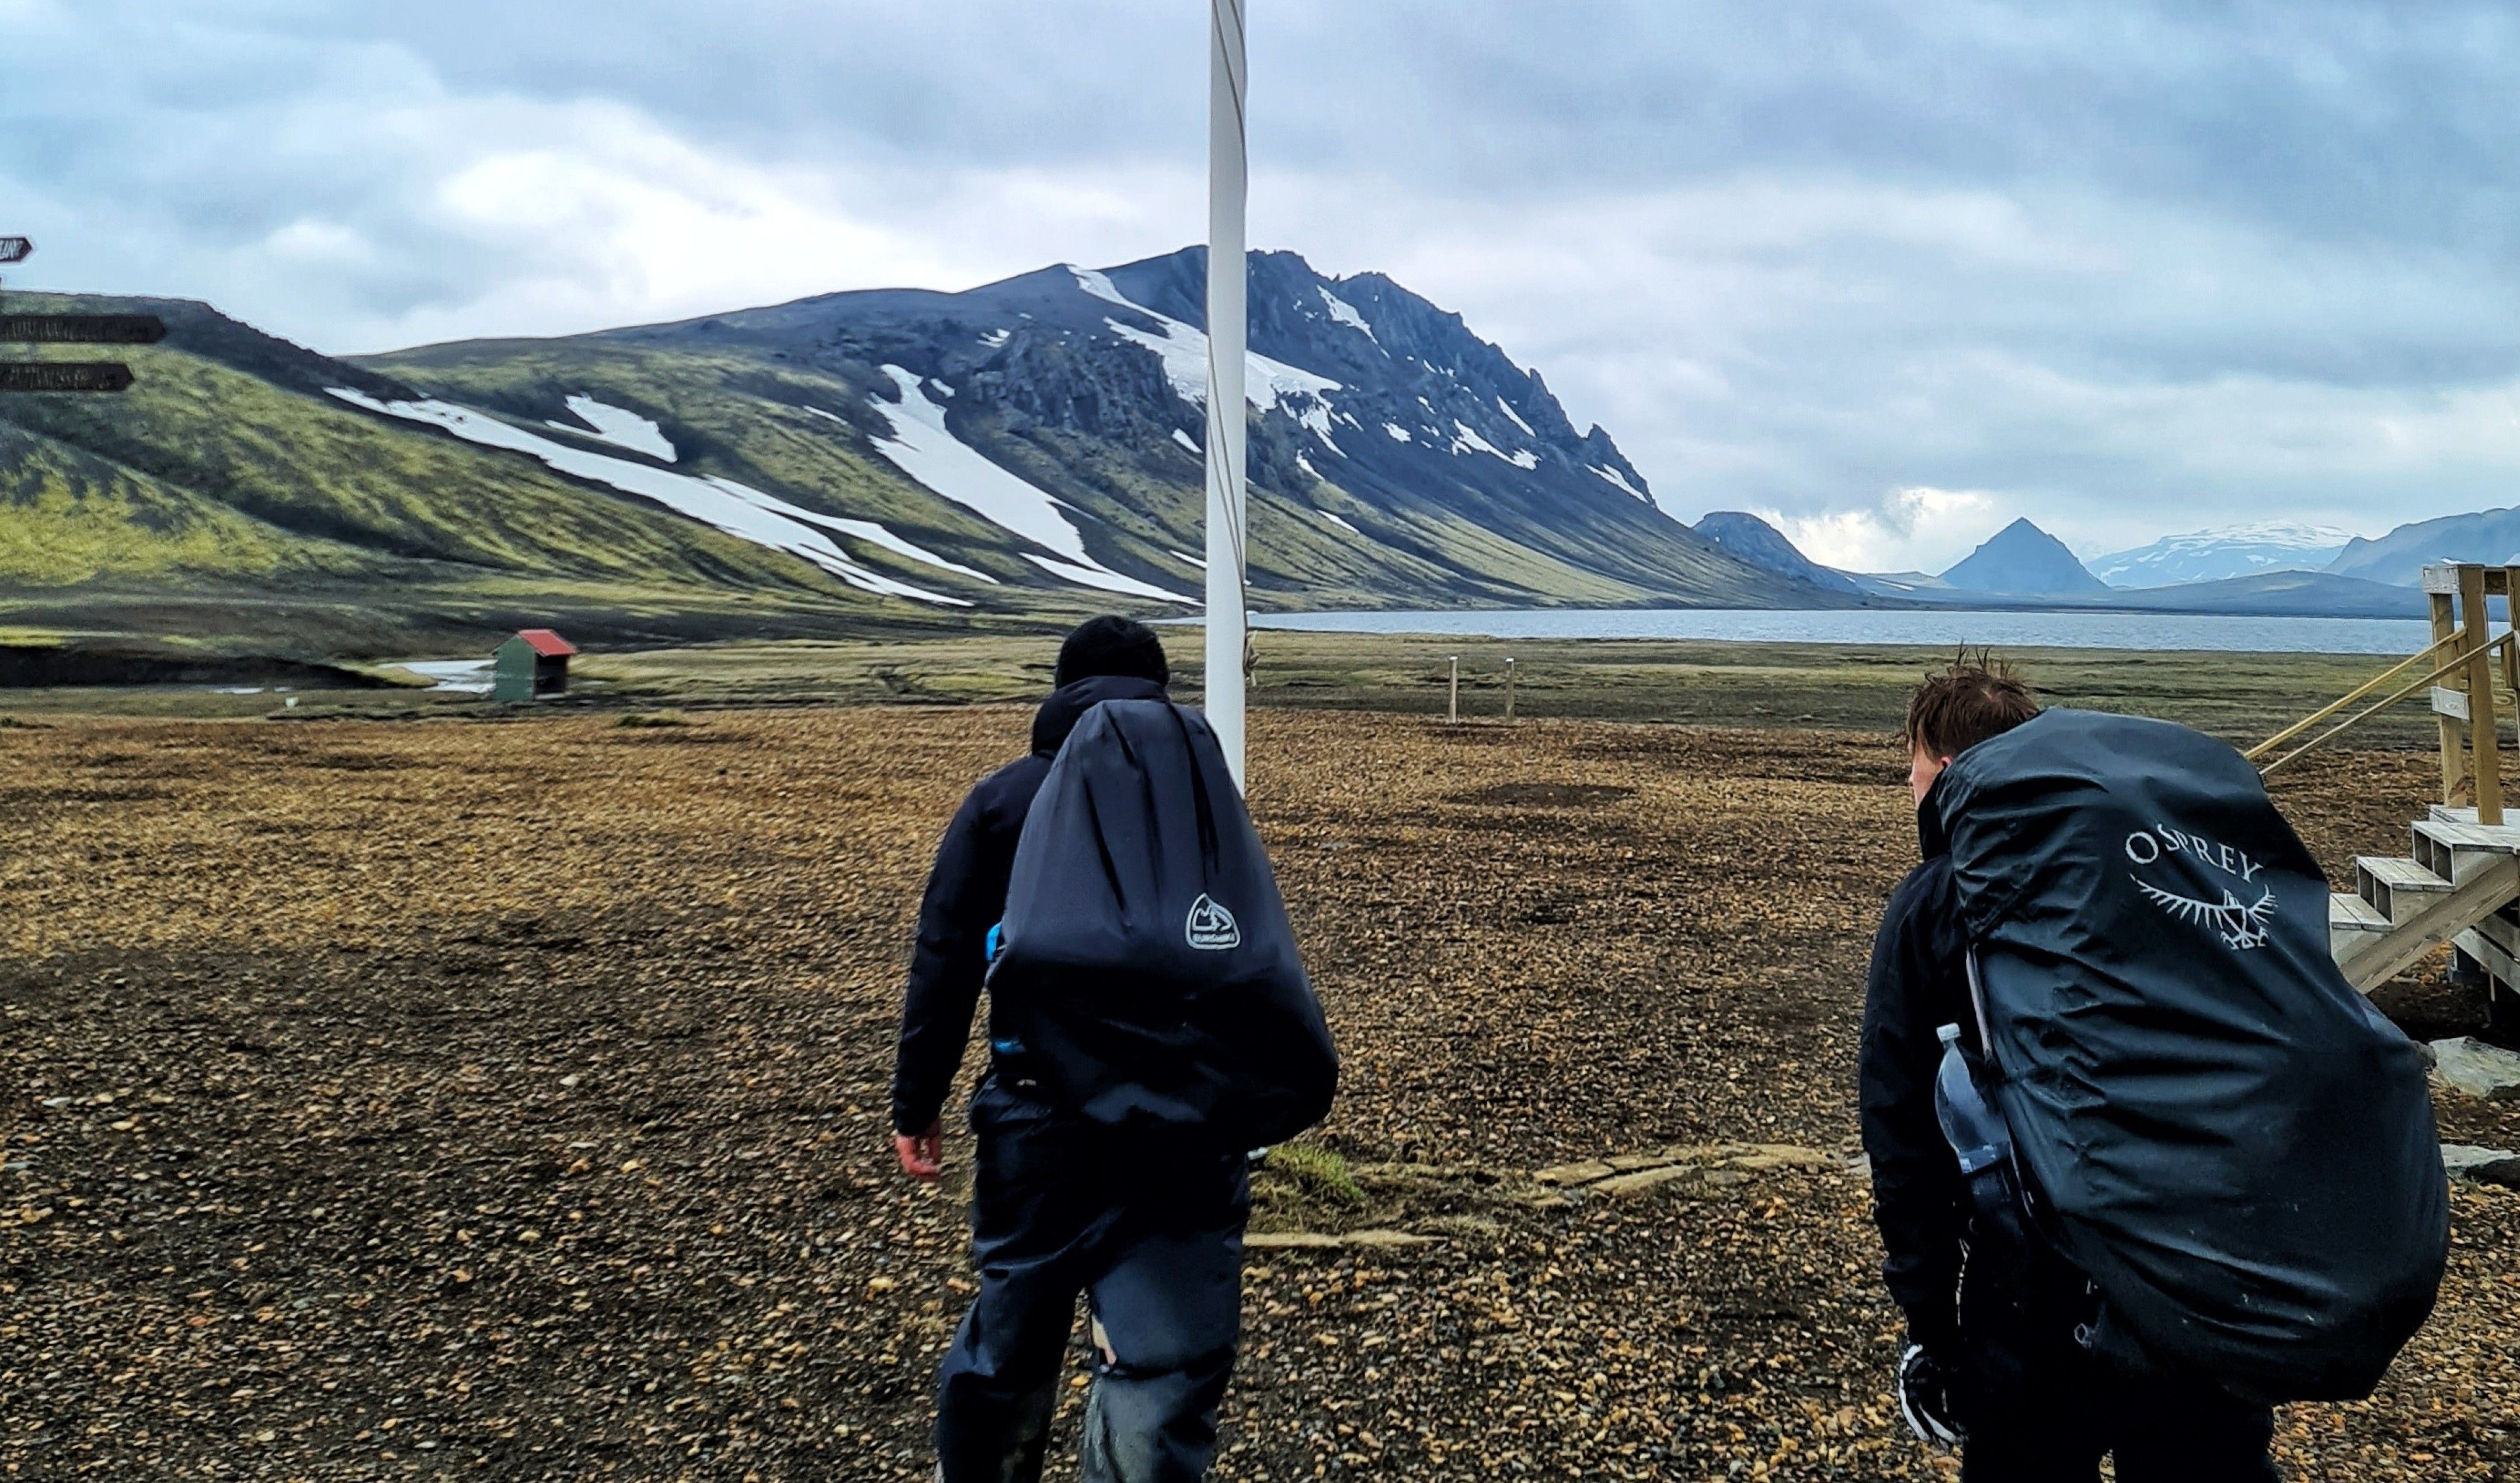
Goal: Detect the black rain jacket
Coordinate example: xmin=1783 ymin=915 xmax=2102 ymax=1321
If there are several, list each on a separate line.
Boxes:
xmin=1858 ymin=778 xmax=1976 ymax=1355
xmin=889 ymin=674 xmax=1169 ymax=1135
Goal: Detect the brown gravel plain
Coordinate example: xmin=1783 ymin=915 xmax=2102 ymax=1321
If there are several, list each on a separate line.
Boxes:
xmin=0 ymin=705 xmax=2512 ymax=1481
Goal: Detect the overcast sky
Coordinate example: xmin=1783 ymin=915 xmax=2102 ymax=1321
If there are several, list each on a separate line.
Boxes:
xmin=4 ymin=1 xmax=2514 ymax=570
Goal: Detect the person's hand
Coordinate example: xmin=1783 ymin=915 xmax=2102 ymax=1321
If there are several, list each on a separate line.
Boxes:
xmin=1897 ymin=1342 xmax=1964 ymax=1449
xmin=895 ymin=1120 xmax=945 ymax=1183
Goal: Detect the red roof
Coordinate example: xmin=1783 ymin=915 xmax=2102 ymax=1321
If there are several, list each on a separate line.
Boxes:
xmin=511 ymin=628 xmax=578 ymax=657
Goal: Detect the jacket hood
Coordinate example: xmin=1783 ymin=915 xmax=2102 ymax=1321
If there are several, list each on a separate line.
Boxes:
xmin=1031 ymin=674 xmax=1170 ymax=756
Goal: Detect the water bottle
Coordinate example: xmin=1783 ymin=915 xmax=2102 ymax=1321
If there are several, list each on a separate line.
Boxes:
xmin=1933 ymin=1023 xmax=2011 ymax=1178
xmin=1936 ymin=1023 xmax=2041 ymax=1293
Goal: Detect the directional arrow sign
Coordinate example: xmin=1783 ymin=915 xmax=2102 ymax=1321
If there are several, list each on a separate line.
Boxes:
xmin=0 ymin=237 xmax=29 ymax=264
xmin=0 ymin=314 xmax=166 ymax=344
xmin=0 ymin=362 xmax=134 ymax=393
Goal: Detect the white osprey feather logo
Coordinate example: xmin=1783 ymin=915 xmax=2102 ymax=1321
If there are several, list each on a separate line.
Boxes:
xmin=2125 ymin=825 xmax=2279 ymax=952
xmin=2132 ymin=879 xmax=2279 ymax=952
xmin=1186 ymin=894 xmax=1241 ymax=951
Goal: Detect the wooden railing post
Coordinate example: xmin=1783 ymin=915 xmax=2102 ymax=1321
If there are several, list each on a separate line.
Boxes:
xmin=2507 ymin=567 xmax=2520 ymax=706
xmin=2461 ymin=564 xmax=2503 ymax=825
xmin=2432 ymin=569 xmax=2466 ymax=807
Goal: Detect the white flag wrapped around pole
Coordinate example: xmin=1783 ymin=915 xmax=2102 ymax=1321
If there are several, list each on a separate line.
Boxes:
xmin=1205 ymin=0 xmax=1249 ymax=790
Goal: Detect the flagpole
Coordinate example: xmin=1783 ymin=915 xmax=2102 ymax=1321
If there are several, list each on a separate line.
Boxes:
xmin=1205 ymin=0 xmax=1249 ymax=789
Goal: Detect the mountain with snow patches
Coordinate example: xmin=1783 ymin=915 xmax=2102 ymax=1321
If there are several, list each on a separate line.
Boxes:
xmin=0 ymin=251 xmax=1842 ymax=650
xmin=2090 ymin=522 xmax=2358 ymax=587
xmin=1939 ymin=518 xmax=2110 ymax=596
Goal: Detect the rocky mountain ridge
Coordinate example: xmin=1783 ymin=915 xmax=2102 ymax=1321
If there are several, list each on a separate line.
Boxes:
xmin=0 ymin=250 xmax=1854 ymax=650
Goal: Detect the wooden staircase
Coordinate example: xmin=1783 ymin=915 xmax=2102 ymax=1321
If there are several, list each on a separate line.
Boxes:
xmin=2274 ymin=563 xmax=2519 ymax=1019
xmin=2330 ymin=807 xmax=2520 ymax=1010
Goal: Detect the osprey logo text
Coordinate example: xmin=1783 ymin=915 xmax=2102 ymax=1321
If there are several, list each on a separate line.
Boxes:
xmin=2125 ymin=826 xmax=2278 ymax=951
xmin=1186 ymin=894 xmax=1241 ymax=951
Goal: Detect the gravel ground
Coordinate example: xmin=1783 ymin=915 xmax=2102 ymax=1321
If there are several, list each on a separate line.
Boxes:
xmin=0 ymin=707 xmax=2510 ymax=1480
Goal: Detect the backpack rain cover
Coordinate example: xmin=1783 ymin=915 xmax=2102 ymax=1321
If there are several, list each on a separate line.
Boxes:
xmin=1931 ymin=709 xmax=2447 ymax=1404
xmin=989 ymin=698 xmax=1338 ymax=1149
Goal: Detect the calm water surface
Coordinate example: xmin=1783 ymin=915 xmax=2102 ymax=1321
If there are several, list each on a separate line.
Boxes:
xmin=1252 ymin=608 xmax=2434 ymax=656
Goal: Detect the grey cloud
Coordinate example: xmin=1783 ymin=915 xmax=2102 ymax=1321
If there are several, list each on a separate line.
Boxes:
xmin=3 ymin=0 xmax=2514 ymax=560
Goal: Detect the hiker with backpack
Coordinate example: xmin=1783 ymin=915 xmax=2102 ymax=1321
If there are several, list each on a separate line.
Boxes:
xmin=892 ymin=615 xmax=1337 ymax=1483
xmin=1861 ymin=660 xmax=2447 ymax=1481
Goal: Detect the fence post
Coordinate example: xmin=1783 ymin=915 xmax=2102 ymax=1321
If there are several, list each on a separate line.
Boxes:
xmin=1504 ymin=657 xmax=1517 ymax=721
xmin=2462 ymin=563 xmax=2503 ymax=824
xmin=1448 ymin=655 xmax=1460 ymax=725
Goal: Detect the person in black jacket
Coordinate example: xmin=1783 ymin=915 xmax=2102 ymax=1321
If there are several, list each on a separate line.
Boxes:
xmin=1861 ymin=660 xmax=2277 ymax=1482
xmin=893 ymin=615 xmax=1250 ymax=1483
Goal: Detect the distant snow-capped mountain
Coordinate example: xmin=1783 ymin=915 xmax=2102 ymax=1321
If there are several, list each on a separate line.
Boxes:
xmin=2092 ymin=521 xmax=2358 ymax=587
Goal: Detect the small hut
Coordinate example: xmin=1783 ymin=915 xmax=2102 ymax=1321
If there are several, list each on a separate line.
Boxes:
xmin=492 ymin=629 xmax=577 ymax=702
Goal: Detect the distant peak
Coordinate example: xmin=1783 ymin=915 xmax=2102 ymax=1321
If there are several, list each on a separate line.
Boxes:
xmin=1943 ymin=517 xmax=2107 ymax=596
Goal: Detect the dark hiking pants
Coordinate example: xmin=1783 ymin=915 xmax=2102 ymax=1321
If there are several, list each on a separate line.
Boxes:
xmin=934 ymin=1076 xmax=1249 ymax=1483
xmin=1960 ymin=1367 xmax=2277 ymax=1482
xmin=1958 ymin=1244 xmax=2276 ymax=1483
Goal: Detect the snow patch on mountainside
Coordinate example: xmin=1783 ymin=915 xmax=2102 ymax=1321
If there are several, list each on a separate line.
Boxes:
xmin=328 ymin=388 xmax=965 ymax=605
xmin=1591 ymin=465 xmax=1648 ymax=502
xmin=548 ymin=395 xmax=677 ymax=462
xmin=1317 ymin=287 xmax=1377 ymax=343
xmin=1468 ymin=424 xmax=1540 ymax=470
xmin=862 ymin=367 xmax=1189 ymax=603
xmin=1385 ymin=423 xmax=1413 ymax=443
xmin=1320 ymin=510 xmax=1359 ymax=535
xmin=1449 ymin=420 xmax=1540 ymax=471
xmin=1171 ymin=428 xmax=1198 ymax=454
xmin=1071 ymin=267 xmax=1342 ymax=426
xmin=1496 ymin=398 xmax=1536 ymax=437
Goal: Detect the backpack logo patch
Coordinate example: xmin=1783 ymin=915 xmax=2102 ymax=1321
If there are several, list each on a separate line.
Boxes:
xmin=1186 ymin=894 xmax=1241 ymax=951
xmin=2125 ymin=826 xmax=2278 ymax=951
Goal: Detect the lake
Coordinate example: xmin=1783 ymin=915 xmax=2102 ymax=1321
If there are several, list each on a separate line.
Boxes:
xmin=1251 ymin=607 xmax=2436 ymax=656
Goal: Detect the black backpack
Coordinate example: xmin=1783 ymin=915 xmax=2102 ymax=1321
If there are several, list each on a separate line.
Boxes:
xmin=986 ymin=698 xmax=1337 ymax=1150
xmin=1930 ymin=709 xmax=2447 ymax=1404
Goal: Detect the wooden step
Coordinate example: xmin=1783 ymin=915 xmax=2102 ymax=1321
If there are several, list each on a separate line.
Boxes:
xmin=2331 ymin=892 xmax=2390 ymax=932
xmin=2337 ymin=854 xmax=2520 ymax=991
xmin=2413 ymin=819 xmax=2520 ymax=883
xmin=2358 ymin=855 xmax=2453 ymax=920
xmin=2331 ymin=893 xmax=2391 ymax=955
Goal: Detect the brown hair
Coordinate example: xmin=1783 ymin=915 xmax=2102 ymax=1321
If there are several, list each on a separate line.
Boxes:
xmin=1905 ymin=651 xmax=2040 ymax=760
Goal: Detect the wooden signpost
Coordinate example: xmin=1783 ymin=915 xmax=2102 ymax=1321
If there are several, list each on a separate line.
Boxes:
xmin=0 ymin=314 xmax=165 ymax=344
xmin=0 ymin=363 xmax=134 ymax=393
xmin=0 ymin=237 xmax=151 ymax=393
